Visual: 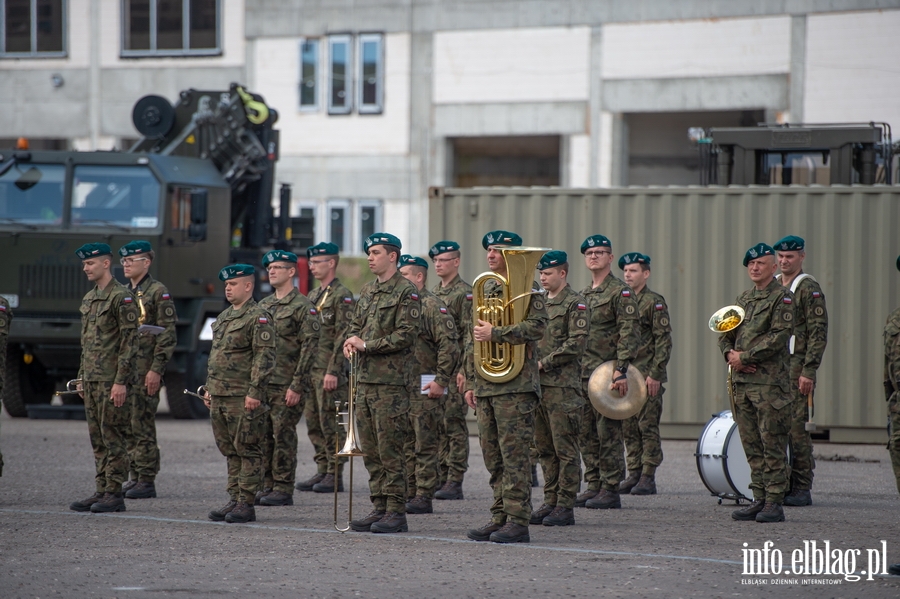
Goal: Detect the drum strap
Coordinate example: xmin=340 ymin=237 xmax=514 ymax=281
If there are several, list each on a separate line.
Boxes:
xmin=778 ymin=273 xmax=815 ymax=355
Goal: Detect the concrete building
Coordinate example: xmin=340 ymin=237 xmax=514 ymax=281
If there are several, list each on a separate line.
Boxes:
xmin=4 ymin=1 xmax=900 ymax=254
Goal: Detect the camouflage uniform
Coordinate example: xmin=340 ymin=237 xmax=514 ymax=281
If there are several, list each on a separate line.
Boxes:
xmin=125 ymin=276 xmax=177 ymax=483
xmin=718 ymin=278 xmax=794 ymax=503
xmin=206 ymin=299 xmax=276 ymax=503
xmin=432 ymin=275 xmax=472 ymax=485
xmin=623 ymin=287 xmax=672 ymax=477
xmin=466 ymin=279 xmax=548 ymax=527
xmin=79 ymin=279 xmax=140 ymax=494
xmin=579 ymin=275 xmax=640 ymax=492
xmin=0 ymin=296 xmax=10 ymax=476
xmin=884 ymin=307 xmax=900 ymax=494
xmin=404 ymin=289 xmax=459 ymax=497
xmin=347 ymin=271 xmax=421 ymax=513
xmin=535 ymin=285 xmax=588 ymax=509
xmin=258 ymin=289 xmax=320 ymax=493
xmin=778 ymin=273 xmax=828 ymax=491
xmin=308 ymin=279 xmax=355 ymax=475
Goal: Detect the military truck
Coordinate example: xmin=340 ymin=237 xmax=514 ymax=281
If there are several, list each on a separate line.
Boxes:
xmin=0 ymin=83 xmax=308 ymax=419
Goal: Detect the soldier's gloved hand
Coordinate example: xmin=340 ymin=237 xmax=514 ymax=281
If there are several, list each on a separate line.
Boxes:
xmin=245 ymin=396 xmax=261 ymax=411
xmin=111 ymin=383 xmax=127 ymax=408
xmin=145 ymin=371 xmax=161 ymax=396
xmin=285 ymin=389 xmax=301 ymax=407
xmin=464 ymin=390 xmax=476 ymax=410
xmin=323 ymin=374 xmax=338 ymax=392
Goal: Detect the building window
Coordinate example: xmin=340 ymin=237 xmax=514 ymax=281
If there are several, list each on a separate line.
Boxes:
xmin=299 ymin=38 xmax=319 ymax=111
xmin=122 ymin=0 xmax=220 ymax=57
xmin=358 ymin=199 xmax=382 ymax=250
xmin=328 ymin=34 xmax=352 ymax=115
xmin=0 ymin=0 xmax=65 ymax=57
xmin=357 ymin=34 xmax=383 ymax=114
xmin=326 ymin=199 xmax=351 ymax=251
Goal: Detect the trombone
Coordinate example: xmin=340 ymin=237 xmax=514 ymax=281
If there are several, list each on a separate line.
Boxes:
xmin=54 ymin=379 xmax=83 ymax=396
xmin=333 ymin=350 xmax=365 ymax=532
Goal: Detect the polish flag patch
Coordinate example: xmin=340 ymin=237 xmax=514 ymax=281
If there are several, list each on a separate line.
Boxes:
xmin=576 ymin=303 xmax=587 ymax=311
xmin=161 ymin=293 xmax=171 ymax=300
xmin=783 ymin=297 xmax=792 ymax=304
xmin=655 ymin=303 xmax=664 ymax=311
xmin=0 ymin=305 xmax=6 ymax=311
xmin=410 ymin=293 xmax=419 ymax=301
xmin=439 ymin=307 xmax=448 ymax=314
xmin=123 ymin=297 xmax=133 ymax=304
xmin=465 ymin=294 xmax=473 ymax=301
xmin=621 ymin=290 xmax=631 ymax=297
xmin=812 ymin=291 xmax=821 ymax=298
xmin=309 ymin=308 xmax=317 ymax=316
xmin=343 ymin=297 xmax=353 ymax=304
xmin=258 ymin=316 xmax=269 ymax=324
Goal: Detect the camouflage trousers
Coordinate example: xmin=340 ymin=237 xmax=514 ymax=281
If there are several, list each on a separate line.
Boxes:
xmin=262 ymin=385 xmax=303 ymax=493
xmin=125 ymin=380 xmax=161 ymax=482
xmin=439 ymin=385 xmax=470 ymax=484
xmin=477 ymin=392 xmax=536 ymax=527
xmin=889 ymin=391 xmax=900 ymax=495
xmin=303 ymin=376 xmax=328 ymax=475
xmin=578 ymin=379 xmax=625 ymax=492
xmin=788 ymin=381 xmax=816 ymax=490
xmin=356 ymin=383 xmax=410 ymax=513
xmin=210 ymin=395 xmax=265 ymax=504
xmin=405 ymin=394 xmax=441 ymax=497
xmin=623 ymin=390 xmax=664 ymax=476
xmin=83 ymin=381 xmax=131 ymax=493
xmin=311 ymin=369 xmax=347 ymax=476
xmin=731 ymin=383 xmax=791 ymax=504
xmin=534 ymin=386 xmax=583 ymax=509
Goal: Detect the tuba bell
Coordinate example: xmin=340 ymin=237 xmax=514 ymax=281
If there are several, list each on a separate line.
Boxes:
xmin=472 ymin=245 xmax=549 ymax=383
xmin=708 ymin=305 xmax=746 ymax=407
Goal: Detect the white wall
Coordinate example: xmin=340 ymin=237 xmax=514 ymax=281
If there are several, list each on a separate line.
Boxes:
xmin=0 ymin=0 xmax=90 ymax=69
xmin=252 ymin=33 xmax=411 ymax=156
xmin=433 ymin=27 xmax=591 ymax=104
xmin=804 ymin=10 xmax=900 ymax=131
xmin=601 ymin=16 xmax=791 ymax=80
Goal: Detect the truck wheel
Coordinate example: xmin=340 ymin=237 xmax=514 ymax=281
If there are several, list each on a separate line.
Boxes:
xmin=2 ymin=347 xmax=53 ymax=418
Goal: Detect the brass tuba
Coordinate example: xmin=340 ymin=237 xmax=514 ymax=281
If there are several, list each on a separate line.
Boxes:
xmin=472 ymin=245 xmax=549 ymax=383
xmin=708 ymin=305 xmax=746 ymax=407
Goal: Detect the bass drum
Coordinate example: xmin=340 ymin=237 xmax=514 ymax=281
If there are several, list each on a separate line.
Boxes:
xmin=695 ymin=410 xmax=792 ymax=503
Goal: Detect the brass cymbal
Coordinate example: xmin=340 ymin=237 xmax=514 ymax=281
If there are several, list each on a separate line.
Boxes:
xmin=587 ymin=361 xmax=648 ymax=420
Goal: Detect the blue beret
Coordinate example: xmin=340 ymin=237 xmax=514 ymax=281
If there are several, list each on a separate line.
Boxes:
xmin=618 ymin=252 xmax=650 ymax=270
xmin=482 ymin=230 xmax=522 ymax=250
xmin=219 ymin=264 xmax=256 ymax=281
xmin=773 ymin=235 xmax=805 ymax=252
xmin=306 ymin=242 xmax=339 ymax=258
xmin=75 ymin=243 xmax=112 ymax=260
xmin=743 ymin=243 xmax=775 ymax=267
xmin=428 ymin=240 xmax=460 ymax=259
xmin=118 ymin=240 xmax=152 ymax=257
xmin=538 ymin=250 xmax=568 ymax=271
xmin=262 ymin=250 xmax=298 ymax=267
xmin=580 ymin=235 xmax=611 ymax=254
xmin=364 ymin=232 xmax=402 ymax=254
xmin=399 ymin=254 xmax=429 ymax=269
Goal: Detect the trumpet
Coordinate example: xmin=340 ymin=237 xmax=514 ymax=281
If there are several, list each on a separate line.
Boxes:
xmin=183 ymin=385 xmax=209 ymax=401
xmin=708 ymin=305 xmax=746 ymax=407
xmin=334 ymin=351 xmax=365 ymax=532
xmin=54 ymin=379 xmax=83 ymax=396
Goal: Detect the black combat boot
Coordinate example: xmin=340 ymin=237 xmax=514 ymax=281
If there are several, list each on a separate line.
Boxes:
xmin=489 ymin=522 xmax=530 ymax=543
xmin=370 ymin=511 xmax=408 ymax=533
xmin=434 ymin=480 xmax=464 ymax=500
xmin=585 ymin=489 xmax=621 ymax=509
xmin=122 ymin=480 xmax=138 ymax=492
xmin=618 ymin=471 xmax=641 ymax=494
xmin=405 ymin=495 xmax=433 ymax=514
xmin=529 ymin=503 xmax=554 ymax=525
xmin=731 ymin=499 xmax=765 ymax=521
xmin=783 ymin=489 xmax=812 ymax=506
xmin=69 ymin=492 xmax=104 ymax=512
xmin=90 ymin=492 xmax=126 ymax=513
xmin=312 ymin=473 xmax=344 ymax=493
xmin=260 ymin=490 xmax=293 ymax=506
xmin=254 ymin=487 xmax=273 ymax=505
xmin=295 ymin=473 xmax=325 ymax=491
xmin=208 ymin=499 xmax=237 ymax=521
xmin=125 ymin=481 xmax=157 ymax=499
xmin=349 ymin=509 xmax=386 ymax=532
xmin=630 ymin=474 xmax=657 ymax=496
xmin=467 ymin=520 xmax=503 ymax=541
xmin=224 ymin=502 xmax=256 ymax=523
xmin=574 ymin=488 xmax=599 ymax=508
xmin=542 ymin=506 xmax=575 ymax=526
xmin=755 ymin=502 xmax=785 ymax=523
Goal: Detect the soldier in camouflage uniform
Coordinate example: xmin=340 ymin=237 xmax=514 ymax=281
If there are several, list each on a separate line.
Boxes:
xmin=618 ymin=253 xmax=672 ymax=496
xmin=68 ymin=243 xmax=139 ymax=514
xmin=344 ymin=233 xmax=421 ymax=534
xmin=0 ymin=295 xmax=10 ymax=477
xmin=464 ymin=230 xmax=547 ymax=544
xmin=429 ymin=240 xmax=472 ymax=501
xmin=886 ymin=256 xmax=900 ymax=578
xmin=301 ymin=242 xmax=355 ymax=494
xmin=719 ymin=243 xmax=794 ymax=524
xmin=773 ymin=235 xmax=828 ymax=507
xmin=204 ymin=264 xmax=276 ymax=524
xmin=399 ymin=255 xmax=460 ymax=514
xmin=530 ymin=251 xmax=588 ymax=527
xmin=118 ymin=241 xmax=177 ymax=500
xmin=575 ymin=235 xmax=640 ymax=510
xmin=256 ymin=250 xmax=320 ymax=507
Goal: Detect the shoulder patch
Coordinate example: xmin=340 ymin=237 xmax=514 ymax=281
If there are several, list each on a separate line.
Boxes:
xmin=0 ymin=305 xmax=6 ymax=311
xmin=343 ymin=297 xmax=353 ymax=304
xmin=655 ymin=303 xmax=664 ymax=311
xmin=783 ymin=297 xmax=792 ymax=304
xmin=123 ymin=297 xmax=133 ymax=304
xmin=161 ymin=293 xmax=171 ymax=300
xmin=812 ymin=291 xmax=821 ymax=298
xmin=576 ymin=303 xmax=587 ymax=311
xmin=309 ymin=308 xmax=317 ymax=315
xmin=439 ymin=306 xmax=448 ymax=314
xmin=465 ymin=293 xmax=473 ymax=301
xmin=258 ymin=316 xmax=269 ymax=324
xmin=410 ymin=293 xmax=419 ymax=301
xmin=621 ymin=289 xmax=631 ymax=297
